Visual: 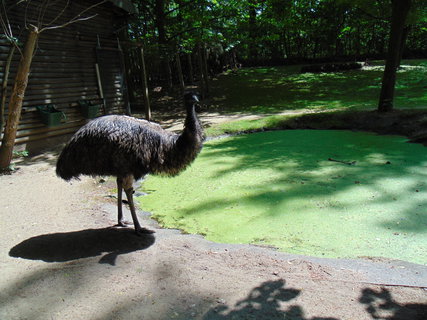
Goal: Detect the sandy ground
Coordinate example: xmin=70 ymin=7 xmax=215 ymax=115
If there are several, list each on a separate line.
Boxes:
xmin=1 ymin=142 xmax=427 ymax=320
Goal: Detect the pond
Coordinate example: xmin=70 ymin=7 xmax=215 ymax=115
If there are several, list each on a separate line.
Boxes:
xmin=139 ymin=130 xmax=427 ymax=265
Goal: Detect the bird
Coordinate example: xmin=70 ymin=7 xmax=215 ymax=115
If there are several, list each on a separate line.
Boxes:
xmin=56 ymin=92 xmax=204 ymax=235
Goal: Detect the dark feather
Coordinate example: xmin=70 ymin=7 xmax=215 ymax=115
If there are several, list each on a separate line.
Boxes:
xmin=56 ymin=95 xmax=204 ymax=181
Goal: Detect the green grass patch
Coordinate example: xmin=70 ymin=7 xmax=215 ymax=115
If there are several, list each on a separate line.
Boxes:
xmin=210 ymin=60 xmax=427 ymax=115
xmin=139 ymin=130 xmax=427 ymax=264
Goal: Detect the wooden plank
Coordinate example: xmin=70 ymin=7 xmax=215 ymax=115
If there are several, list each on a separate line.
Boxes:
xmin=17 ymin=113 xmax=86 ymax=129
xmin=21 ymin=95 xmax=101 ymax=106
xmin=21 ymin=82 xmax=99 ymax=92
xmin=15 ymin=125 xmax=83 ymax=145
xmin=15 ymin=119 xmax=86 ymax=138
xmin=23 ymin=87 xmax=101 ymax=99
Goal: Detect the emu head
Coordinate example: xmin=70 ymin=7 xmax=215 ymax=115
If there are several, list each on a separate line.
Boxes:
xmin=184 ymin=92 xmax=201 ymax=112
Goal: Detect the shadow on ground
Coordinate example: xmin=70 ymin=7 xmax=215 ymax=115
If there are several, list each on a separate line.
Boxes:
xmin=359 ymin=287 xmax=427 ymax=320
xmin=202 ymin=279 xmax=427 ymax=320
xmin=9 ymin=227 xmax=155 ymax=265
xmin=202 ymin=279 xmax=337 ymax=320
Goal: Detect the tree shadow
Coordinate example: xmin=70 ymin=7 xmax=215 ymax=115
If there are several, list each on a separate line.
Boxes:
xmin=0 ymin=262 xmax=90 ymax=320
xmin=203 ymin=279 xmax=338 ymax=320
xmin=182 ymin=131 xmax=427 ymax=233
xmin=144 ymin=130 xmax=427 ymax=263
xmin=9 ymin=227 xmax=155 ymax=265
xmin=359 ymin=287 xmax=427 ymax=320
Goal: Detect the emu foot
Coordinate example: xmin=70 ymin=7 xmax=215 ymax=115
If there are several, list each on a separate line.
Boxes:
xmin=135 ymin=227 xmax=155 ymax=236
xmin=111 ymin=220 xmax=132 ymax=228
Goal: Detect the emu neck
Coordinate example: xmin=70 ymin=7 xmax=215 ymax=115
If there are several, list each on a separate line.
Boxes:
xmin=183 ymin=104 xmax=202 ymax=134
xmin=160 ymin=103 xmax=203 ymax=176
xmin=177 ymin=104 xmax=203 ymax=148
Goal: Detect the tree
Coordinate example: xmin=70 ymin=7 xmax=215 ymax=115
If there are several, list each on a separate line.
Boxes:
xmin=0 ymin=0 xmax=105 ymax=170
xmin=378 ymin=0 xmax=412 ymax=112
xmin=127 ymin=0 xmax=425 ymax=100
xmin=0 ymin=27 xmax=38 ymax=170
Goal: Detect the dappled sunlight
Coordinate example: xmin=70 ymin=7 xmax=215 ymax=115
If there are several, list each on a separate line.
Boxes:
xmin=140 ymin=130 xmax=427 ymax=264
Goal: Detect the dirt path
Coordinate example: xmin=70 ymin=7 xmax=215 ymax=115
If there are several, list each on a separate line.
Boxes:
xmin=151 ymin=108 xmax=317 ymax=132
xmin=1 ymin=146 xmax=426 ymax=320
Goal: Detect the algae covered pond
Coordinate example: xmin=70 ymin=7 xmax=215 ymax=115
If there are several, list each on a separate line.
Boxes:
xmin=139 ymin=130 xmax=427 ymax=265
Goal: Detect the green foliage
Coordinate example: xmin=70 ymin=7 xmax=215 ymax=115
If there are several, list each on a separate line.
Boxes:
xmin=12 ymin=150 xmax=29 ymax=158
xmin=129 ymin=0 xmax=426 ymax=60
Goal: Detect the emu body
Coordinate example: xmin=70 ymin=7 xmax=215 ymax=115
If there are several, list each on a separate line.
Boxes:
xmin=56 ymin=94 xmax=204 ymax=234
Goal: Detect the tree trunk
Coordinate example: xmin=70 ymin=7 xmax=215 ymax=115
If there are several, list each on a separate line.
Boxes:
xmin=378 ymin=0 xmax=411 ymax=112
xmin=155 ymin=0 xmax=167 ymax=44
xmin=248 ymin=0 xmax=257 ymax=61
xmin=355 ymin=26 xmax=361 ymax=58
xmin=165 ymin=58 xmax=173 ymax=90
xmin=398 ymin=25 xmax=411 ymax=67
xmin=0 ymin=29 xmax=38 ymax=169
xmin=187 ymin=53 xmax=194 ymax=84
xmin=0 ymin=44 xmax=16 ymax=136
xmin=197 ymin=45 xmax=206 ymax=98
xmin=119 ymin=28 xmax=137 ymax=107
xmin=202 ymin=44 xmax=209 ymax=95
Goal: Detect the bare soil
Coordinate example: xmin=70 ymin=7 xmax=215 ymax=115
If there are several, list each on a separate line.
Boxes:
xmin=1 ymin=112 xmax=427 ymax=320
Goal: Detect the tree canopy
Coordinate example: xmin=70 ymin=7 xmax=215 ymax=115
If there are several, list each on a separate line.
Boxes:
xmin=129 ymin=0 xmax=426 ymax=63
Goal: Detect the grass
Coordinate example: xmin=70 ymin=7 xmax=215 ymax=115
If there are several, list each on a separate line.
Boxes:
xmin=206 ymin=60 xmax=427 ymax=136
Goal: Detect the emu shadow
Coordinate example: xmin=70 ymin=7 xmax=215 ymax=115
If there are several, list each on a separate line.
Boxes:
xmin=203 ymin=279 xmax=338 ymax=320
xmin=360 ymin=287 xmax=427 ymax=320
xmin=9 ymin=227 xmax=155 ymax=265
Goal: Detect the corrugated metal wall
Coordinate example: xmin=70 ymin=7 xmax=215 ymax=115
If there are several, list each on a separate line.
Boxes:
xmin=0 ymin=0 xmax=129 ymax=145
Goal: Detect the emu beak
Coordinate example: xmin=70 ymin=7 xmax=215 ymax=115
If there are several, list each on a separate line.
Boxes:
xmin=191 ymin=95 xmax=203 ymax=112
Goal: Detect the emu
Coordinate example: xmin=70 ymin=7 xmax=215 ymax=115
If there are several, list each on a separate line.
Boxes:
xmin=56 ymin=93 xmax=204 ymax=234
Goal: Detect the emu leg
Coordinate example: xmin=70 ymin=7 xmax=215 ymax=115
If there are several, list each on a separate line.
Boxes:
xmin=116 ymin=177 xmax=129 ymax=227
xmin=123 ymin=175 xmax=154 ymax=235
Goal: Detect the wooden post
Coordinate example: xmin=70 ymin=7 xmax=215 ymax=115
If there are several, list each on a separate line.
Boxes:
xmin=176 ymin=51 xmax=185 ymax=93
xmin=95 ymin=42 xmax=107 ymax=115
xmin=0 ymin=28 xmax=39 ymax=169
xmin=95 ymin=63 xmax=106 ymax=114
xmin=140 ymin=46 xmax=151 ymax=120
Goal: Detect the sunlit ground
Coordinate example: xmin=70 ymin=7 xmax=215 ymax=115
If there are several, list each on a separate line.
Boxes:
xmin=139 ymin=130 xmax=427 ymax=265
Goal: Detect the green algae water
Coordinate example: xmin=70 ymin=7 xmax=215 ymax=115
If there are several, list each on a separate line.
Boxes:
xmin=138 ymin=130 xmax=427 ymax=265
